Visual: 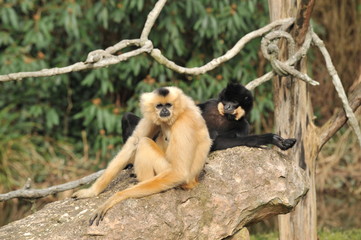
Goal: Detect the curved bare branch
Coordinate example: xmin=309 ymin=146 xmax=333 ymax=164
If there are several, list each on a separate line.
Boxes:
xmin=149 ymin=18 xmax=294 ymax=75
xmin=140 ymin=0 xmax=168 ymax=40
xmin=0 ymin=170 xmax=104 ymax=201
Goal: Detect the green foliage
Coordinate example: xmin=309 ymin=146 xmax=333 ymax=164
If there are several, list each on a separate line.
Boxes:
xmin=0 ymin=0 xmax=271 ymax=164
xmin=0 ymin=105 xmax=77 ymax=191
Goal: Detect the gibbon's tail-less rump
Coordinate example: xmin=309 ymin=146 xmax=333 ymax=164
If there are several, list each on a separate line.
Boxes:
xmin=122 ymin=83 xmax=297 ymax=152
xmin=72 ymin=86 xmax=211 ymax=226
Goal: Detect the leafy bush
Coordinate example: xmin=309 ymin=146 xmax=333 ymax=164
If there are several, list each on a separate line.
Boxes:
xmin=0 ymin=0 xmax=271 ymax=163
xmin=0 ymin=105 xmax=77 ymax=191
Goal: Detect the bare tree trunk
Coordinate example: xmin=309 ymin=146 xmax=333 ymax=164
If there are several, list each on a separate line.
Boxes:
xmin=268 ymin=0 xmax=318 ymax=240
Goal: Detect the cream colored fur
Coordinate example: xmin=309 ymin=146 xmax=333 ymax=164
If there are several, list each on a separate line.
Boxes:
xmin=72 ymin=86 xmax=211 ymax=225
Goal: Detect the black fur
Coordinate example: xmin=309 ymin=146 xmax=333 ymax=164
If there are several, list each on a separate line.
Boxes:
xmin=157 ymin=87 xmax=169 ymax=97
xmin=122 ymin=83 xmax=297 ymax=152
xmin=219 ymin=83 xmax=253 ymax=114
xmin=121 ymin=112 xmax=141 ymax=142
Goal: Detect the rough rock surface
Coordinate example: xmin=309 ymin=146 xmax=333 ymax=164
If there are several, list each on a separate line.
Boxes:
xmin=0 ymin=147 xmax=308 ymax=240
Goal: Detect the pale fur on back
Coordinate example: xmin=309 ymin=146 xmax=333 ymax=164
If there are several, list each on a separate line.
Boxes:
xmin=72 ymin=86 xmax=211 ymax=225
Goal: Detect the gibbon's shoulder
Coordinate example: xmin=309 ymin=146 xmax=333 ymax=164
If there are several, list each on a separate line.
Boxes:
xmin=198 ymin=99 xmax=218 ymax=112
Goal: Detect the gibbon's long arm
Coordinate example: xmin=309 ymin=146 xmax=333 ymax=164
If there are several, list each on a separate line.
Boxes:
xmin=211 ymin=133 xmax=297 ymax=151
xmin=163 ymin=110 xmax=211 ymax=190
xmin=72 ymin=118 xmax=158 ymax=199
xmin=166 ymin=116 xmax=197 ymax=170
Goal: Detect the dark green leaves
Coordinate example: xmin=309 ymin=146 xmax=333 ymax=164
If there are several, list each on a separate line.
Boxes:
xmin=0 ymin=0 xmax=271 ymax=160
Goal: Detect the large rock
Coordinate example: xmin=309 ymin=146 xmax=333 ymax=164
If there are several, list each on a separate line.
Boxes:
xmin=0 ymin=147 xmax=308 ymax=240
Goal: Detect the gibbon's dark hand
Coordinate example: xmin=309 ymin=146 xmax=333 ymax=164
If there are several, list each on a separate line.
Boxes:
xmin=280 ymin=138 xmax=297 ymax=150
xmin=272 ymin=135 xmax=297 ymax=150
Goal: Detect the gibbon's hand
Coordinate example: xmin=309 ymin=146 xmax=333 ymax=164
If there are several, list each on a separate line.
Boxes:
xmin=280 ymin=138 xmax=297 ymax=150
xmin=272 ymin=135 xmax=297 ymax=150
xmin=72 ymin=188 xmax=98 ymax=199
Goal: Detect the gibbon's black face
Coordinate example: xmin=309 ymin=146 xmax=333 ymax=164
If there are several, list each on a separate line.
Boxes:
xmin=156 ymin=103 xmax=172 ymax=118
xmin=153 ymin=87 xmax=175 ymax=121
xmin=221 ymin=101 xmax=239 ymax=115
xmin=218 ymin=83 xmax=253 ymax=120
xmin=140 ymin=86 xmax=184 ymax=125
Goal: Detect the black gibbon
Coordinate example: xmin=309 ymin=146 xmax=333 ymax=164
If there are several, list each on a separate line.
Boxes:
xmin=72 ymin=87 xmax=211 ymax=226
xmin=122 ymin=83 xmax=296 ymax=152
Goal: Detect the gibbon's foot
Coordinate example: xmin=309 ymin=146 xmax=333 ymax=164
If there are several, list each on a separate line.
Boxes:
xmin=272 ymin=135 xmax=297 ymax=151
xmin=89 ymin=200 xmax=114 ymax=226
xmin=72 ymin=188 xmax=98 ymax=199
xmin=180 ymin=179 xmax=199 ymax=190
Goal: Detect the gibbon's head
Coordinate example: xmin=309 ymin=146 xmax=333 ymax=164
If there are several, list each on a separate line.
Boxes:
xmin=217 ymin=83 xmax=253 ymax=120
xmin=140 ymin=87 xmax=187 ymax=125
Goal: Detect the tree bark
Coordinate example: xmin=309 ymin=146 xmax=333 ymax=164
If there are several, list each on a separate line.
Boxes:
xmin=0 ymin=147 xmax=308 ymax=240
xmin=268 ymin=0 xmax=318 ymax=240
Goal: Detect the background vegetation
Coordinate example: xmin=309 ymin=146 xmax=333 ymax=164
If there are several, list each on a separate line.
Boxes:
xmin=0 ymin=0 xmax=271 ymax=192
xmin=0 ymin=0 xmax=360 ymax=237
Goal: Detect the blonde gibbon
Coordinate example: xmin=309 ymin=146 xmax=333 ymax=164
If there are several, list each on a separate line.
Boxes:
xmin=72 ymin=86 xmax=212 ymax=226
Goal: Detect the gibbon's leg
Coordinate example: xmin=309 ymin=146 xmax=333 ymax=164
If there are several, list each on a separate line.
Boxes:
xmin=89 ymin=169 xmax=186 ymax=226
xmin=180 ymin=140 xmax=210 ymax=190
xmin=211 ymin=133 xmax=296 ymax=151
xmin=72 ymin=137 xmax=138 ymax=199
xmin=134 ymin=137 xmax=170 ymax=182
xmin=72 ymin=118 xmax=158 ymax=199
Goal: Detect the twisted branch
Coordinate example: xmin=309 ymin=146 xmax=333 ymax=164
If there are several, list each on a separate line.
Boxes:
xmin=0 ymin=18 xmax=294 ymax=82
xmin=247 ymin=27 xmax=361 ymax=146
xmin=149 ymin=18 xmax=294 ymax=74
xmin=0 ymin=42 xmax=152 ymax=82
xmin=245 ymin=27 xmax=315 ymax=90
xmin=312 ymin=32 xmax=361 ymax=146
xmin=140 ymin=0 xmax=167 ymax=40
